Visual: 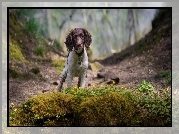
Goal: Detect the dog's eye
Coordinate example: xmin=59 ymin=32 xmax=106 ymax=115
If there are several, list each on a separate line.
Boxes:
xmin=73 ymin=35 xmax=77 ymax=38
xmin=81 ymin=35 xmax=84 ymax=38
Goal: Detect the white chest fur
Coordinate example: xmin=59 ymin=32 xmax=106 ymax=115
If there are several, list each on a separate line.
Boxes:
xmin=65 ymin=49 xmax=88 ymax=77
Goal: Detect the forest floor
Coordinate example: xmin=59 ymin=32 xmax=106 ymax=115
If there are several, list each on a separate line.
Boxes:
xmin=9 ymin=9 xmax=171 ymax=109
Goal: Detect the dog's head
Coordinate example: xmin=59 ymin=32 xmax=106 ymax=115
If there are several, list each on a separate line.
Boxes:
xmin=64 ymin=28 xmax=92 ymax=52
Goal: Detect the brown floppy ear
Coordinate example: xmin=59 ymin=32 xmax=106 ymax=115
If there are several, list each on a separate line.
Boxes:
xmin=82 ymin=28 xmax=92 ymax=49
xmin=64 ymin=29 xmax=74 ymax=51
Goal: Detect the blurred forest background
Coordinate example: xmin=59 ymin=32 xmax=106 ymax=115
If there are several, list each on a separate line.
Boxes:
xmin=9 ymin=8 xmax=157 ymax=59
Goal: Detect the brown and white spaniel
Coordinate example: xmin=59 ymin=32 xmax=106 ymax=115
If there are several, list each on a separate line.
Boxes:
xmin=57 ymin=28 xmax=92 ymax=91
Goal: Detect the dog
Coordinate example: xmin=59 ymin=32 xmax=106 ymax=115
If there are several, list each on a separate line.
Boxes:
xmin=57 ymin=28 xmax=92 ymax=91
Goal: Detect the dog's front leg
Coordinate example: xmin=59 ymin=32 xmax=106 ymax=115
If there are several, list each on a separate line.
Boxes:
xmin=57 ymin=70 xmax=67 ymax=92
xmin=67 ymin=74 xmax=73 ymax=88
xmin=78 ymin=72 xmax=87 ymax=88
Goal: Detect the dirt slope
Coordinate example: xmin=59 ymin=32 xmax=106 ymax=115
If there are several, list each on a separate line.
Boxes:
xmin=96 ymin=9 xmax=171 ymax=88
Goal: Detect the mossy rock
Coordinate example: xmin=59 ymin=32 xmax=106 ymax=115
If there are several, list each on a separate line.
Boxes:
xmin=89 ymin=62 xmax=103 ymax=71
xmin=9 ymin=86 xmax=170 ymax=127
xmin=51 ymin=58 xmax=65 ymax=67
xmin=9 ymin=92 xmax=78 ymax=126
xmin=75 ymin=92 xmax=135 ymax=126
xmin=9 ymin=91 xmax=136 ymax=126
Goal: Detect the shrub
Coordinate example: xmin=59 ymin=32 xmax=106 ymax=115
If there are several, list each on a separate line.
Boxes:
xmin=136 ymin=80 xmax=155 ymax=93
xmin=35 ymin=46 xmax=44 ymax=57
xmin=136 ymin=80 xmax=171 ymax=126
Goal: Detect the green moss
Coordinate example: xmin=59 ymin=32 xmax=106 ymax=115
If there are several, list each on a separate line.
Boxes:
xmin=51 ymin=59 xmax=65 ymax=74
xmin=150 ymin=55 xmax=154 ymax=62
xmin=9 ymin=44 xmax=26 ymax=62
xmin=9 ymin=91 xmax=136 ymax=126
xmin=76 ymin=92 xmax=135 ymax=126
xmin=90 ymin=62 xmax=102 ymax=71
xmin=9 ymin=92 xmax=78 ymax=126
xmin=9 ymin=12 xmax=22 ymax=32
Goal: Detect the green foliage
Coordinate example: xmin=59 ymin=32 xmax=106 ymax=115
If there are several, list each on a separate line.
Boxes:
xmin=62 ymin=85 xmax=134 ymax=102
xmin=24 ymin=18 xmax=38 ymax=35
xmin=35 ymin=46 xmax=44 ymax=57
xmin=51 ymin=59 xmax=65 ymax=74
xmin=62 ymin=84 xmax=124 ymax=98
xmin=38 ymin=28 xmax=46 ymax=37
xmin=136 ymin=80 xmax=155 ymax=93
xmin=135 ymin=80 xmax=171 ymax=126
xmin=56 ymin=41 xmax=64 ymax=53
xmin=9 ymin=44 xmax=26 ymax=62
xmin=138 ymin=87 xmax=171 ymax=125
xmin=155 ymin=71 xmax=171 ymax=84
xmin=54 ymin=40 xmax=61 ymax=48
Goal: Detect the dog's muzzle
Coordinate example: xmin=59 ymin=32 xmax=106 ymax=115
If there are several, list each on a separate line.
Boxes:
xmin=75 ymin=43 xmax=84 ymax=51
